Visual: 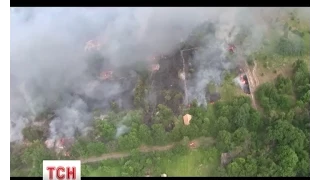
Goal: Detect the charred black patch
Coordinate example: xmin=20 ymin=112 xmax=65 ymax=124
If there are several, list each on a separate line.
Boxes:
xmin=207 ymin=92 xmax=221 ymax=103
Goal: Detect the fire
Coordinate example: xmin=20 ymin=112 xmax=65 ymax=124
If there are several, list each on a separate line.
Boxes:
xmin=45 ymin=139 xmax=55 ymax=149
xmin=60 ymin=138 xmax=65 ymax=145
xmin=228 ymin=44 xmax=236 ymax=53
xmin=189 ymin=142 xmax=196 ymax=148
xmin=64 ymin=151 xmax=70 ymax=157
xmin=100 ymin=71 xmax=113 ymax=80
xmin=84 ymin=40 xmax=102 ymax=52
xmin=55 ymin=138 xmax=64 ymax=149
xmin=150 ymin=64 xmax=160 ymax=72
xmin=240 ymin=75 xmax=246 ymax=84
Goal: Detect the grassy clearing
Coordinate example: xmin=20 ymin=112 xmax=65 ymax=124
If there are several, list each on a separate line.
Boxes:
xmin=254 ymin=55 xmax=309 ymax=85
xmin=252 ymin=11 xmax=310 ymax=85
xmin=218 ymin=73 xmax=245 ymax=102
xmin=82 ymin=162 xmax=122 ymax=177
xmin=82 ymin=146 xmax=221 ymax=177
xmin=157 ymin=148 xmax=220 ymax=176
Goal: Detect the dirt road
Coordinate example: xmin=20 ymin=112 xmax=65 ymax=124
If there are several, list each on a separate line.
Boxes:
xmin=80 ymin=144 xmax=175 ymax=164
xmin=245 ymin=68 xmax=257 ymax=108
xmin=252 ymin=61 xmax=259 ymax=86
xmin=80 ymin=137 xmax=213 ymax=164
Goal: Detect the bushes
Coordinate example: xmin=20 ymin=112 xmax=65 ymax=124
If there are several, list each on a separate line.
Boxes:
xmin=275 ymin=76 xmax=293 ymax=95
xmin=255 ymin=76 xmax=295 ymax=113
xmin=275 ymin=37 xmax=307 ymax=56
xmin=247 ymin=55 xmax=254 ymax=66
xmin=292 ymin=60 xmax=310 ymax=103
xmin=22 ymin=126 xmax=44 ymax=142
xmin=93 ymin=119 xmax=117 ymax=142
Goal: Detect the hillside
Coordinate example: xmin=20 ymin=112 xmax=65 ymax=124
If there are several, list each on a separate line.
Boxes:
xmin=10 ymin=8 xmax=310 ymax=177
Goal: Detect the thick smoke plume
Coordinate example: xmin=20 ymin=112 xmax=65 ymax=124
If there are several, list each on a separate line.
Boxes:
xmin=10 ymin=7 xmax=309 ymax=142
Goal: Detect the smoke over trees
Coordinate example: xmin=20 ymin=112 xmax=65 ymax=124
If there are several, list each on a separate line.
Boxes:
xmin=10 ymin=7 xmax=310 ymax=177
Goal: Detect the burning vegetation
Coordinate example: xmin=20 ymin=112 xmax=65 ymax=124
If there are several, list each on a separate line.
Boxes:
xmin=10 ymin=8 xmax=310 ymax=177
xmin=235 ymin=73 xmax=251 ymax=94
xmin=85 ymin=40 xmax=102 ymax=52
xmin=228 ymin=44 xmax=236 ymax=53
xmin=99 ymin=71 xmax=113 ymax=80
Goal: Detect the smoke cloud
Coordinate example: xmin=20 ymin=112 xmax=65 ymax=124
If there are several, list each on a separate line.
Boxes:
xmin=10 ymin=7 xmax=309 ymax=142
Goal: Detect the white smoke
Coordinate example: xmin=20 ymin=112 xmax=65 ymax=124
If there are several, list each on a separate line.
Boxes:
xmin=10 ymin=7 xmax=309 ymax=142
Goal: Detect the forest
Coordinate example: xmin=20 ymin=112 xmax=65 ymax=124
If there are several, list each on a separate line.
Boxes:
xmin=11 ymin=59 xmax=310 ymax=177
xmin=10 ymin=8 xmax=310 ymax=177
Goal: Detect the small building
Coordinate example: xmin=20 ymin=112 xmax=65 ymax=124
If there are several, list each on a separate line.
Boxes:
xmin=183 ymin=114 xmax=192 ymax=125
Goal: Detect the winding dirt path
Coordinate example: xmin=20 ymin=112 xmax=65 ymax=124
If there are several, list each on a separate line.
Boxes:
xmin=244 ymin=60 xmax=259 ymax=109
xmin=252 ymin=61 xmax=259 ymax=86
xmin=80 ymin=137 xmax=213 ymax=164
xmin=81 ymin=144 xmax=175 ymax=164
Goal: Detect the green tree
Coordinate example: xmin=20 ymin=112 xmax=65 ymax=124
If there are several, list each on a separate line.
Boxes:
xmin=213 ymin=116 xmax=231 ymax=134
xmin=275 ymin=36 xmax=306 ymax=56
xmin=21 ymin=140 xmax=55 ymax=176
xmin=168 ymin=124 xmax=183 ymax=142
xmin=274 ymin=145 xmax=299 ymax=176
xmin=247 ymin=111 xmax=262 ymax=131
xmin=226 ymin=158 xmax=245 ymax=176
xmin=151 ymin=124 xmax=167 ymax=145
xmin=70 ymin=138 xmax=91 ymax=158
xmin=227 ymin=156 xmax=258 ymax=176
xmin=22 ymin=126 xmax=44 ymax=142
xmin=267 ymin=120 xmax=306 ymax=151
xmin=216 ymin=130 xmax=233 ymax=151
xmin=233 ymin=103 xmax=251 ymax=129
xmin=256 ymin=157 xmax=278 ymax=177
xmin=296 ymin=150 xmax=310 ymax=176
xmin=275 ymin=75 xmax=293 ymax=95
xmin=182 ymin=136 xmax=190 ymax=146
xmin=118 ymin=130 xmax=141 ymax=150
xmin=154 ymin=104 xmax=175 ymax=130
xmin=86 ymin=141 xmax=107 ymax=156
xmin=138 ymin=124 xmax=153 ymax=145
xmin=93 ymin=120 xmax=117 ymax=142
xmin=232 ymin=127 xmax=250 ymax=146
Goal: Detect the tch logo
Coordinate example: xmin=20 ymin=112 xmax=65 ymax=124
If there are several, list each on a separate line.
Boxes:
xmin=43 ymin=160 xmax=81 ymax=180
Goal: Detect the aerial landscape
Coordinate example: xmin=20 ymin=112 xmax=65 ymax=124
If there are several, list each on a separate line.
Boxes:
xmin=10 ymin=7 xmax=310 ymax=177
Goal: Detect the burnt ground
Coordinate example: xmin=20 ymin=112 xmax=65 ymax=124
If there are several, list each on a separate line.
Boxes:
xmin=144 ymin=49 xmax=185 ymax=125
xmin=181 ymin=45 xmax=255 ymax=104
xmin=181 ymin=47 xmax=225 ymax=105
xmin=81 ymin=51 xmax=138 ymax=112
xmin=15 ymin=53 xmax=139 ymax=143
